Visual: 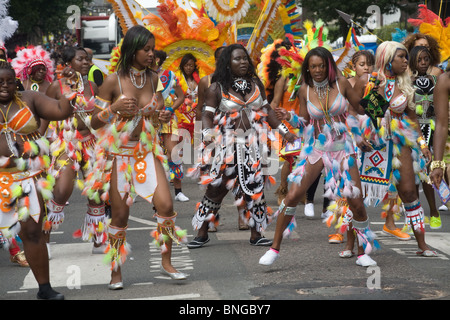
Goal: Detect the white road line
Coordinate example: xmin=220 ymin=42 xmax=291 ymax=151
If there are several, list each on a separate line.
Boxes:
xmin=20 ymin=243 xmax=110 ymax=289
xmin=128 ymin=215 xmax=158 ymax=226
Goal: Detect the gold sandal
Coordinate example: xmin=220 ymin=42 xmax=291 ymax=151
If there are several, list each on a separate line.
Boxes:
xmin=10 ymin=251 xmax=29 ymax=267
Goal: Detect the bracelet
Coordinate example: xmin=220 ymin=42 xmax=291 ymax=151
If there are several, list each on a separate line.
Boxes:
xmin=98 ymin=106 xmax=115 ymax=124
xmin=430 ymin=160 xmax=446 ymax=171
xmin=277 ymin=123 xmax=290 ymax=137
xmin=166 ymin=107 xmax=174 ymax=114
xmin=420 ymin=144 xmax=428 ymax=150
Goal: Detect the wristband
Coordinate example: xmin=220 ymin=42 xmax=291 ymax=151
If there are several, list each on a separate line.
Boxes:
xmin=166 ymin=107 xmax=174 ymax=114
xmin=277 ymin=123 xmax=290 ymax=136
xmin=430 ymin=160 xmax=446 ymax=171
xmin=203 ymin=105 xmax=216 ymax=113
xmin=98 ymin=106 xmax=115 ymax=124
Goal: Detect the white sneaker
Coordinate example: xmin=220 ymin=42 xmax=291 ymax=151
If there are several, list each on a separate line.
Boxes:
xmin=439 ymin=205 xmax=448 ymax=211
xmin=259 ymin=249 xmax=279 ymax=266
xmin=304 ymin=203 xmax=314 ymax=218
xmin=175 ymin=192 xmax=189 ymax=202
xmin=356 ymin=254 xmax=377 ymax=267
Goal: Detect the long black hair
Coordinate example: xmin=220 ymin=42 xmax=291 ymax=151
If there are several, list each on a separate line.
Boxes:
xmin=179 ymin=53 xmax=199 ymax=79
xmin=212 ymin=44 xmax=257 ymax=95
xmin=117 ymin=25 xmax=155 ymax=75
xmin=301 ymin=46 xmax=338 ymax=88
xmin=409 ymin=45 xmax=431 ymax=76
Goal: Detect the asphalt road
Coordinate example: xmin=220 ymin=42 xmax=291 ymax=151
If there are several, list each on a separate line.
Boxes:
xmin=1 ymin=164 xmax=450 ymax=305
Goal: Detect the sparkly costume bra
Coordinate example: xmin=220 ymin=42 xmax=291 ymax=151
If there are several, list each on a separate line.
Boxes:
xmin=306 ymin=81 xmax=348 ymax=120
xmin=218 ymin=83 xmax=265 ymax=112
xmin=0 ymin=103 xmax=38 ymax=135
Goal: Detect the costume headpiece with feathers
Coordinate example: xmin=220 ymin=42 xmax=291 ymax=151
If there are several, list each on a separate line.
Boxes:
xmin=12 ymin=45 xmax=55 ymax=82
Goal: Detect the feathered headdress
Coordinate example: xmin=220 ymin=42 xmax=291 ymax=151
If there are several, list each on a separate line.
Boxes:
xmin=12 ymin=45 xmax=55 ymax=82
xmin=141 ymin=1 xmax=232 ymax=76
xmin=276 ymin=34 xmax=304 ymax=94
xmin=0 ymin=0 xmax=18 ymax=59
xmin=257 ymin=38 xmax=283 ymax=88
xmin=407 ymin=4 xmax=450 ymax=62
xmin=272 ymin=20 xmax=331 ymax=95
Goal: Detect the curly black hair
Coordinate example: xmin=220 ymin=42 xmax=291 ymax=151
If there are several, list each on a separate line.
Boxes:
xmin=211 ymin=44 xmax=258 ymax=96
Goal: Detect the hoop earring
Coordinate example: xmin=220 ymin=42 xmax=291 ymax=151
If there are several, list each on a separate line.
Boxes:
xmin=386 ymin=62 xmax=392 ymax=71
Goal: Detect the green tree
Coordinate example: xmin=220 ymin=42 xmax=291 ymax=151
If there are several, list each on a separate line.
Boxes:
xmin=9 ymin=0 xmax=84 ymax=43
xmin=298 ymin=0 xmax=419 ymax=42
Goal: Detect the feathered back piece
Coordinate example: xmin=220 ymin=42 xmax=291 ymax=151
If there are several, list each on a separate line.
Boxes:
xmin=272 ymin=19 xmax=331 ymax=94
xmin=257 ymin=39 xmax=283 ymax=88
xmin=300 ymin=19 xmax=331 ymax=57
xmin=407 ymin=4 xmax=450 ymax=62
xmin=12 ymin=45 xmax=55 ymax=82
xmin=141 ymin=0 xmax=232 ymax=76
xmin=275 ymin=34 xmax=304 ymax=94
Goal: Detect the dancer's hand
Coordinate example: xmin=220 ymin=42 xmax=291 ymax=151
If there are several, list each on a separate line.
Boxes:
xmin=357 ymin=139 xmax=373 ymax=152
xmin=284 ymin=132 xmax=298 ymax=143
xmin=158 ymin=109 xmax=172 ymax=123
xmin=430 ymin=167 xmax=444 ymax=189
xmin=111 ymin=95 xmax=138 ymax=116
xmin=274 ymin=107 xmax=290 ymax=121
xmin=421 ymin=146 xmax=432 ymax=165
xmin=61 ymin=66 xmax=78 ymax=80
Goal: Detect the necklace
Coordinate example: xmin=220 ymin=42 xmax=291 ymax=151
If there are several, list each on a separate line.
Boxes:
xmin=385 ymin=76 xmax=395 ymax=102
xmin=29 ymin=78 xmax=44 ymax=92
xmin=232 ymin=77 xmax=252 ymax=96
xmin=130 ymin=67 xmax=146 ymax=89
xmin=0 ymin=101 xmax=19 ymax=157
xmin=313 ymin=79 xmax=329 ymax=100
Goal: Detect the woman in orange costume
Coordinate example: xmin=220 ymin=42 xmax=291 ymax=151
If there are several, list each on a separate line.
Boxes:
xmin=175 ymin=53 xmax=200 ymax=145
xmin=0 ymin=59 xmax=73 ymax=299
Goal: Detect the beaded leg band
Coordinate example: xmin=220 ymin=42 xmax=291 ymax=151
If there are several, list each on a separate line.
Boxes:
xmin=404 ymin=200 xmax=425 ymax=233
xmin=151 ymin=213 xmax=187 ymax=253
xmin=192 ymin=196 xmax=221 ymax=231
xmin=274 ymin=200 xmax=297 ymax=238
xmin=104 ymin=225 xmax=130 ymax=271
xmin=81 ymin=204 xmax=107 ymax=244
xmin=44 ymin=200 xmax=65 ymax=232
xmin=352 ymin=218 xmax=380 ymax=255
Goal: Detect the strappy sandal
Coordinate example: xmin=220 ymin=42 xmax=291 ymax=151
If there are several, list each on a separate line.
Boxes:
xmin=339 ymin=250 xmax=354 ymax=258
xmin=416 ymin=250 xmax=438 ymax=257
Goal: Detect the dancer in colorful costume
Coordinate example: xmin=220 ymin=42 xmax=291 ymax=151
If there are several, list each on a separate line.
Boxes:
xmin=258 ymin=38 xmax=300 ymax=206
xmin=175 ymin=53 xmax=200 ymax=146
xmin=187 ymin=44 xmax=297 ymax=249
xmin=153 ymin=50 xmax=188 ymax=202
xmin=0 ymin=59 xmax=73 ymax=299
xmin=12 ymin=45 xmax=54 ymax=94
xmin=349 ymin=41 xmax=436 ymax=257
xmin=85 ymin=26 xmax=188 ymax=289
xmin=410 ymin=45 xmax=441 ymax=229
xmin=259 ymin=45 xmax=379 ymax=267
xmin=44 ymin=47 xmax=106 ymax=254
xmin=430 ymin=66 xmax=450 ymax=194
